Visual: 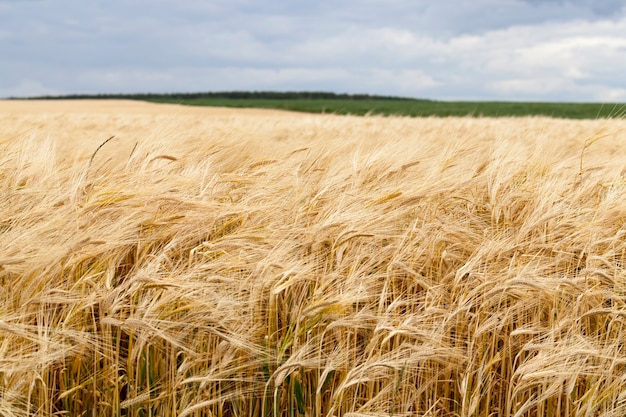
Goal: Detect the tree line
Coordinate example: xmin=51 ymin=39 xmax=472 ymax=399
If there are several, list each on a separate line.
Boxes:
xmin=18 ymin=91 xmax=428 ymax=101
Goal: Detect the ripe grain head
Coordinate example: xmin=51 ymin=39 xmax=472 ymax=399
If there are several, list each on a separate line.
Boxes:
xmin=2 ymin=100 xmax=626 ymax=416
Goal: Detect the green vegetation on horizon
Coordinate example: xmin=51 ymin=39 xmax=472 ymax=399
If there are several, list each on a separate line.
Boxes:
xmin=19 ymin=91 xmax=626 ymax=119
xmin=147 ymin=97 xmax=626 ymax=119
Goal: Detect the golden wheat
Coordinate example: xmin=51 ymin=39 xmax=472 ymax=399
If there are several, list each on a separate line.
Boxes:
xmin=2 ymin=100 xmax=626 ymax=416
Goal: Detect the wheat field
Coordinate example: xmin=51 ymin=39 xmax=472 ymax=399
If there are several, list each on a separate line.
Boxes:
xmin=2 ymin=100 xmax=626 ymax=416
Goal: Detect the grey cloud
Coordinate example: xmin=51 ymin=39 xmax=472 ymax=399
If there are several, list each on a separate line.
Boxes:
xmin=2 ymin=0 xmax=626 ymax=100
xmin=590 ymin=0 xmax=626 ymax=16
xmin=521 ymin=0 xmax=626 ymax=16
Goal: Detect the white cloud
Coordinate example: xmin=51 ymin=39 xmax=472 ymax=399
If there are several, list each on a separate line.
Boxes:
xmin=0 ymin=80 xmax=61 ymax=98
xmin=51 ymin=66 xmax=439 ymax=99
xmin=1 ymin=0 xmax=626 ymax=100
xmin=491 ymin=78 xmax=626 ymax=102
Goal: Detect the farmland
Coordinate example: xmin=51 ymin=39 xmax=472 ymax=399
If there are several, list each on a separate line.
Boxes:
xmin=18 ymin=91 xmax=626 ymax=119
xmin=2 ymin=99 xmax=626 ymax=416
xmin=145 ymin=97 xmax=626 ymax=119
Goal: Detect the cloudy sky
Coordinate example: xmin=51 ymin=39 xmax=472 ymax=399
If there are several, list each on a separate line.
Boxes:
xmin=1 ymin=0 xmax=626 ymax=101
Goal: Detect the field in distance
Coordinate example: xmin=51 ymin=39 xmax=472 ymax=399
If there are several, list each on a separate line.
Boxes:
xmin=19 ymin=91 xmax=626 ymax=119
xmin=3 ymin=99 xmax=626 ymax=416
